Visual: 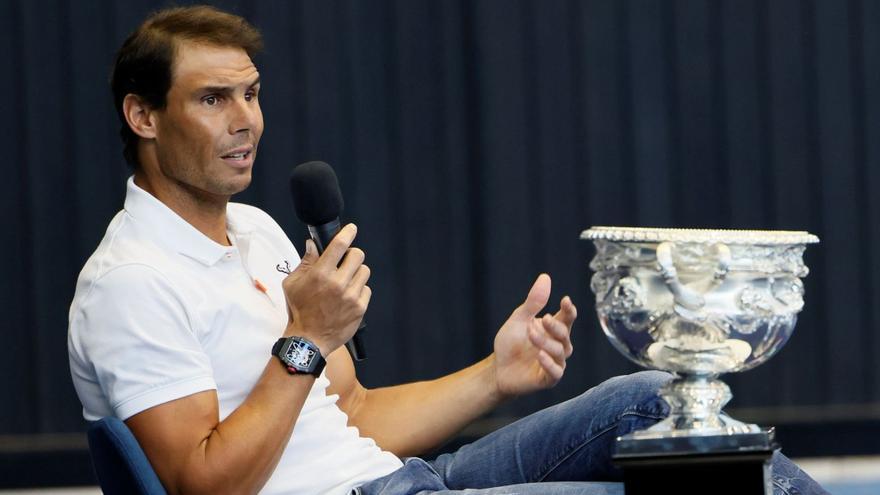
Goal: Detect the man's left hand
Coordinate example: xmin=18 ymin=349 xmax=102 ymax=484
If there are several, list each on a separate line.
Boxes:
xmin=492 ymin=273 xmax=577 ymax=398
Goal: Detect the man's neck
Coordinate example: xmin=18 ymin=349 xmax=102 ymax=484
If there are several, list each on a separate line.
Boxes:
xmin=134 ymin=171 xmax=231 ymax=246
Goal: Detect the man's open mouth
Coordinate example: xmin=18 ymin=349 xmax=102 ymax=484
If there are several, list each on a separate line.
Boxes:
xmin=222 ymin=150 xmax=252 ymax=160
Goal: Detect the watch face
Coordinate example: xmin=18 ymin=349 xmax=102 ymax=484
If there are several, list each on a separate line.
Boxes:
xmin=285 ymin=340 xmax=316 ymax=368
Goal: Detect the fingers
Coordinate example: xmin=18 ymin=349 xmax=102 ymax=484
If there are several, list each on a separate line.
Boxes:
xmin=345 ymin=267 xmax=371 ymax=319
xmin=518 ymin=273 xmax=551 ymax=318
xmin=542 ymin=313 xmax=574 ymax=358
xmin=300 ymin=239 xmax=319 ymax=264
xmin=536 ymin=350 xmax=565 ymax=382
xmin=553 ymin=296 xmax=577 ymax=328
xmin=549 ymin=296 xmax=576 ymax=358
xmin=532 ymin=321 xmax=568 ymax=383
xmin=336 ymin=247 xmax=365 ymax=281
xmin=347 ymin=264 xmax=371 ymax=293
xmin=529 ymin=317 xmax=569 ymax=363
xmin=317 ymin=223 xmax=358 ymax=269
xmin=344 ymin=261 xmax=371 ymax=307
xmin=343 ymin=265 xmax=371 ymax=324
xmin=357 ymin=284 xmax=373 ymax=308
xmin=316 ymin=223 xmax=367 ymax=288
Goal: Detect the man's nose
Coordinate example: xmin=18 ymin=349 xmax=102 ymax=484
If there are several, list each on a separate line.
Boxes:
xmin=228 ymin=97 xmax=260 ymax=135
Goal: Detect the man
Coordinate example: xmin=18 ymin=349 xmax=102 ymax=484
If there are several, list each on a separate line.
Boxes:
xmin=68 ymin=6 xmax=824 ymax=495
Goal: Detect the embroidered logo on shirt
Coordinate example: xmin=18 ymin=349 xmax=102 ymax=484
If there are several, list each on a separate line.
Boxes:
xmin=276 ymin=260 xmax=292 ymax=275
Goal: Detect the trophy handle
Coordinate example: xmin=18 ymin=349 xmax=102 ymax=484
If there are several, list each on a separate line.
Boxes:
xmin=656 ymin=242 xmax=731 ymax=313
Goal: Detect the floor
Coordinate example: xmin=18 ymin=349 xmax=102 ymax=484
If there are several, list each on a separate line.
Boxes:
xmin=795 ymin=456 xmax=880 ymax=494
xmin=0 ymin=456 xmax=876 ymax=494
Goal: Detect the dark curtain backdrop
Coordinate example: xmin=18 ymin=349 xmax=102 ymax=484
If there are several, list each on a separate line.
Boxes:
xmin=2 ymin=0 xmax=879 ymax=440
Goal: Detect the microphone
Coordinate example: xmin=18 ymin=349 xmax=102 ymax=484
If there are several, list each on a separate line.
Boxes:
xmin=289 ymin=161 xmax=367 ymax=361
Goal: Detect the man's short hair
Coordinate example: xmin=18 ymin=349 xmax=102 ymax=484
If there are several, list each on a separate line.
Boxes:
xmin=110 ymin=5 xmax=263 ymax=167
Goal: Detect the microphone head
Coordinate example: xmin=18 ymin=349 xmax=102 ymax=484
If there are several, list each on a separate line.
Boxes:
xmin=289 ymin=161 xmax=345 ymax=225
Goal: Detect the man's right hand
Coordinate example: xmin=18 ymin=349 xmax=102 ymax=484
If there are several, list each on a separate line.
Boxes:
xmin=281 ymin=223 xmax=371 ymax=355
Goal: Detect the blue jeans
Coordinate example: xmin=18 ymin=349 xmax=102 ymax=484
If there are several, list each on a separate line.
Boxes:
xmin=354 ymin=371 xmax=828 ymax=495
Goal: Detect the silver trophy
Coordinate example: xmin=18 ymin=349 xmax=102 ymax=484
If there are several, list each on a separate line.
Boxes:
xmin=582 ymin=227 xmax=818 ymax=453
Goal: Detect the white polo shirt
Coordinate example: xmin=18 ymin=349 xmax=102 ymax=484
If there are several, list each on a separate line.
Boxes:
xmin=68 ymin=177 xmax=402 ymax=494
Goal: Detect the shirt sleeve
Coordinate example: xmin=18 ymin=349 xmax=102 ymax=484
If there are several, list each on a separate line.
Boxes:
xmin=72 ymin=263 xmax=217 ymax=420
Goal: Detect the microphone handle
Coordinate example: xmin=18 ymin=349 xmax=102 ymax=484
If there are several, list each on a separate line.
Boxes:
xmin=307 ymin=220 xmax=340 ymax=253
xmin=308 ymin=220 xmax=367 ymax=361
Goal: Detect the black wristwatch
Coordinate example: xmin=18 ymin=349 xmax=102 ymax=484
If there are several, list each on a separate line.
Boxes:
xmin=272 ymin=336 xmax=326 ymax=376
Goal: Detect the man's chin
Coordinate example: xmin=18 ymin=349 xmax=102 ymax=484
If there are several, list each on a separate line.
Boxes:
xmin=199 ymin=169 xmax=252 ymax=199
xmin=223 ymin=174 xmax=252 ymax=196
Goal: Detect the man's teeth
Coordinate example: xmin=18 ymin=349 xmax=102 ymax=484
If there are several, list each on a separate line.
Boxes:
xmin=225 ymin=152 xmax=247 ymax=159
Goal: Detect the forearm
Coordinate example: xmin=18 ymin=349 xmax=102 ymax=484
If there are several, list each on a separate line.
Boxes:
xmin=197 ymin=363 xmax=313 ymax=493
xmin=131 ymin=359 xmax=315 ymax=495
xmin=348 ymin=354 xmax=506 ymax=457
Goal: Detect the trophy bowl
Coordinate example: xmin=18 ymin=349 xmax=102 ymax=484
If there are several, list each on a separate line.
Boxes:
xmin=582 ymin=226 xmax=819 ymax=445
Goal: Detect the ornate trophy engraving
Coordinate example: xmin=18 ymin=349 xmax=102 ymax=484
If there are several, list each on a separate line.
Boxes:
xmin=582 ymin=227 xmax=818 ymax=454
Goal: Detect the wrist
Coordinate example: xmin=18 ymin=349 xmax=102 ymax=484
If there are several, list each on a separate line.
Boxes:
xmin=483 ymin=353 xmax=512 ymax=405
xmin=283 ymin=324 xmax=332 ymax=356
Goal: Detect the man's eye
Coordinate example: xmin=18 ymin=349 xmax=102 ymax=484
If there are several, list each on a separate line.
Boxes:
xmin=203 ymin=95 xmax=219 ymax=106
xmin=245 ymin=91 xmax=258 ymax=101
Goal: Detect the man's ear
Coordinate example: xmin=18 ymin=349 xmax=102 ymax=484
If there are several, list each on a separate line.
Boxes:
xmin=122 ymin=94 xmax=158 ymax=139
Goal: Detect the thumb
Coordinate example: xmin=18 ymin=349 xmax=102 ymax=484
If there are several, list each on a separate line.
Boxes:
xmin=516 ymin=273 xmax=551 ymax=318
xmin=300 ymin=239 xmax=319 ymax=264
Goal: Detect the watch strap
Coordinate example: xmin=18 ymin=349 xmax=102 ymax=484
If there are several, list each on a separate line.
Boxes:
xmin=272 ymin=337 xmax=285 ymax=356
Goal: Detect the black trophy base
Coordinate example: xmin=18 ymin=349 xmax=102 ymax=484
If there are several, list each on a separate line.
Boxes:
xmin=613 ymin=428 xmax=778 ymax=495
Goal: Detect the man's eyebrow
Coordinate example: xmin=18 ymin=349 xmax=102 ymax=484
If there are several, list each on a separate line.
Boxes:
xmin=198 ymin=77 xmax=261 ymax=95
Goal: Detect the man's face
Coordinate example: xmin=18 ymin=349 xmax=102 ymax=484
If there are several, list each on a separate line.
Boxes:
xmin=151 ymin=41 xmax=263 ymax=200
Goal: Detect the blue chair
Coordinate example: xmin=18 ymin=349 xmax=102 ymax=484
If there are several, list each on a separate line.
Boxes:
xmin=87 ymin=417 xmax=167 ymax=495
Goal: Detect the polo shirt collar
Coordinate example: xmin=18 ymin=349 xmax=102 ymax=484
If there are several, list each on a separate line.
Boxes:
xmin=123 ymin=176 xmax=253 ymax=267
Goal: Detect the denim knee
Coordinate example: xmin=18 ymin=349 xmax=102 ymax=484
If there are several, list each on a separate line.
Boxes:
xmin=558 ymin=370 xmax=672 ymax=441
xmin=598 ymin=370 xmax=672 ymax=413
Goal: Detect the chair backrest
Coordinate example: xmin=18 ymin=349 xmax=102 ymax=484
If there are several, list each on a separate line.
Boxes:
xmin=87 ymin=417 xmax=167 ymax=495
